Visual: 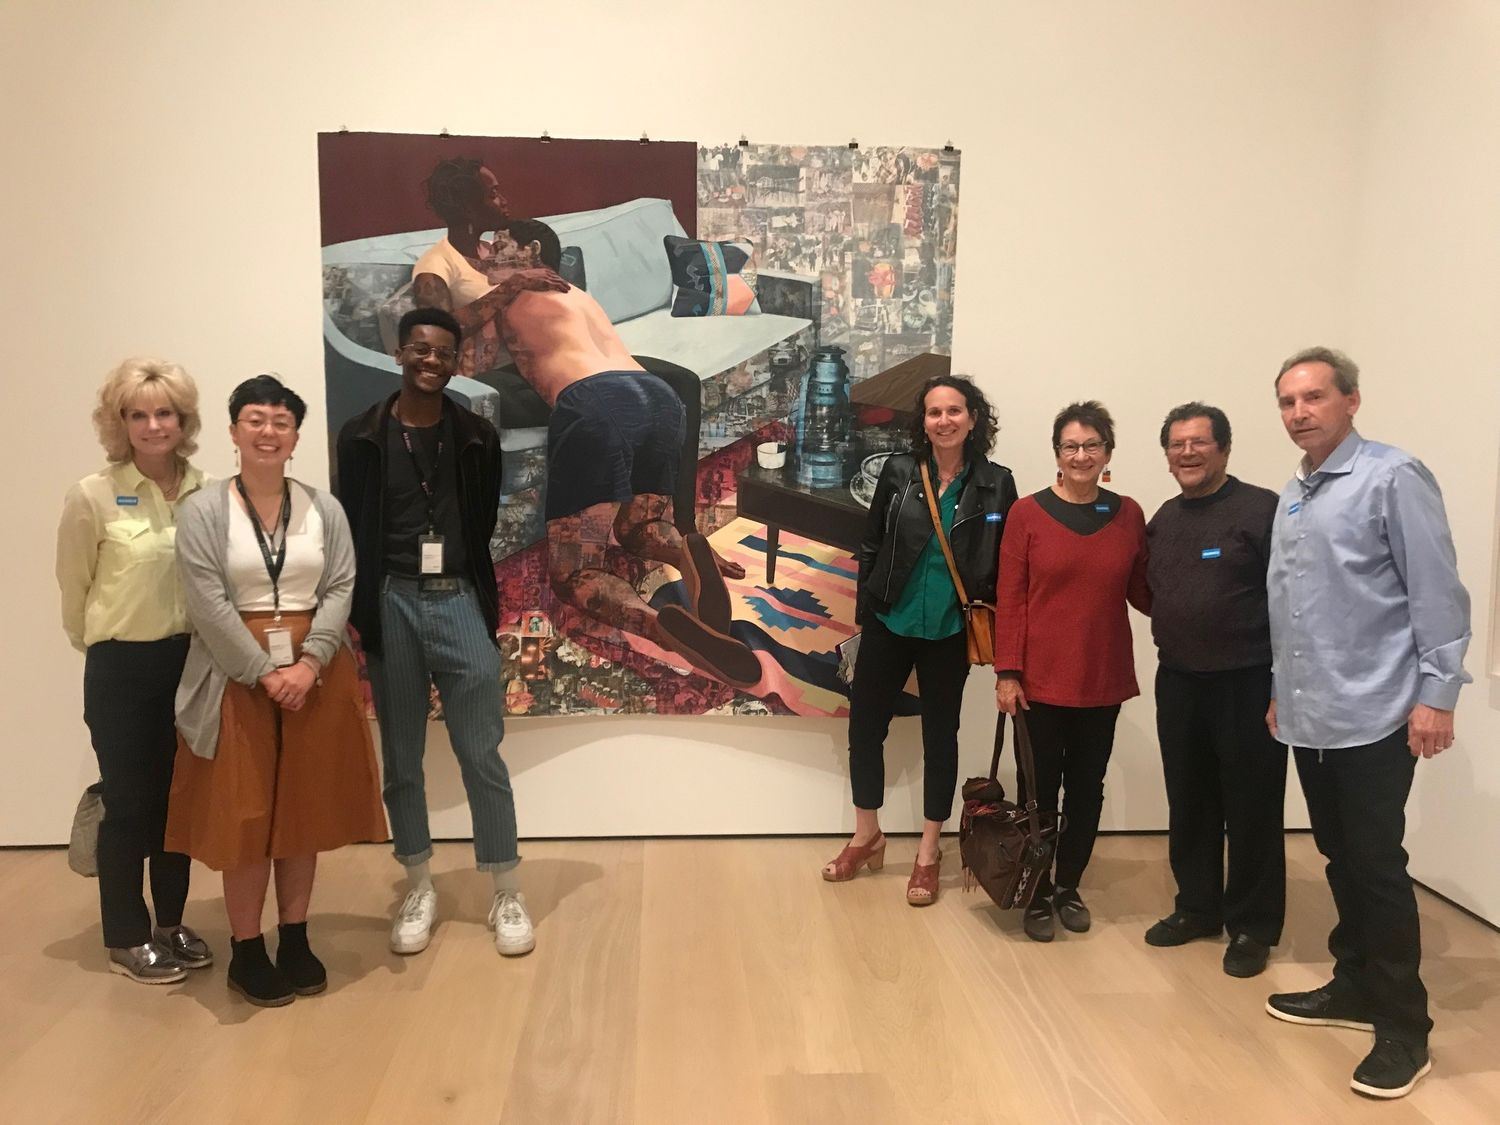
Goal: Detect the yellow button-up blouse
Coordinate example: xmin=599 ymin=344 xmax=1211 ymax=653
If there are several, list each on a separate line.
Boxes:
xmin=56 ymin=460 xmax=207 ymax=650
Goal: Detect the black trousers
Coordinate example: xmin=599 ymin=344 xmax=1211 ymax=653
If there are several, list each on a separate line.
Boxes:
xmin=1155 ymin=665 xmax=1287 ymax=945
xmin=1295 ymin=727 xmax=1430 ymax=1048
xmin=1017 ymin=700 xmax=1120 ymax=898
xmin=83 ymin=637 xmax=192 ymax=949
xmin=847 ymin=616 xmax=969 ymax=823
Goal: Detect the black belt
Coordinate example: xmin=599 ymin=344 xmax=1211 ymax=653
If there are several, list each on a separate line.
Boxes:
xmin=417 ymin=576 xmax=462 ymax=592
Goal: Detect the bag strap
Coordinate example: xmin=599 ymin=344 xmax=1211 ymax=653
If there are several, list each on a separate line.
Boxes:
xmin=988 ymin=712 xmax=1005 ymax=781
xmin=1012 ymin=711 xmax=1046 ymax=849
xmin=918 ymin=460 xmax=971 ymax=606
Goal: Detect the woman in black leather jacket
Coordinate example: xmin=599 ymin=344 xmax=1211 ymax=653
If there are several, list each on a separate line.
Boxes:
xmin=822 ymin=374 xmax=1017 ymax=904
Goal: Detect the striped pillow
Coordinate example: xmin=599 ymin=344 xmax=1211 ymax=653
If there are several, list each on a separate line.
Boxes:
xmin=663 ymin=235 xmax=761 ymax=317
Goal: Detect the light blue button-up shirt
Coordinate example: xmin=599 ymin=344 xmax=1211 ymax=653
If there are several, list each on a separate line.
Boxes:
xmin=1268 ymin=430 xmax=1471 ymax=749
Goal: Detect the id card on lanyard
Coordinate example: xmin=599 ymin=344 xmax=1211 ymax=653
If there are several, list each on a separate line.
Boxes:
xmin=235 ymin=476 xmax=296 ymax=666
xmin=401 ymin=421 xmax=445 ymax=575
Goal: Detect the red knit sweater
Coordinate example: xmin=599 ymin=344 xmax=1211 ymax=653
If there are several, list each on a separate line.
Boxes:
xmin=993 ymin=494 xmax=1152 ymax=707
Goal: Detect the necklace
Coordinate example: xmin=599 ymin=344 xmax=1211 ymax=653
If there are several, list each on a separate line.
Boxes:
xmin=153 ymin=462 xmax=183 ymax=501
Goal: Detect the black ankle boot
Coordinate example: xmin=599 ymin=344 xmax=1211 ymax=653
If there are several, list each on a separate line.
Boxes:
xmin=228 ymin=935 xmax=295 ymax=1007
xmin=276 ymin=922 xmax=327 ymax=996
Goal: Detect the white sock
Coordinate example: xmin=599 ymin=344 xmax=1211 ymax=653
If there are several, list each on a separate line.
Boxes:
xmin=407 ymin=861 xmax=434 ymax=894
xmin=491 ymin=867 xmax=520 ymax=895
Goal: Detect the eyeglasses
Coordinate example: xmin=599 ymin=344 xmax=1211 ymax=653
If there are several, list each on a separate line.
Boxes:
xmin=402 ymin=342 xmax=457 ymax=363
xmin=1166 ymin=438 xmax=1218 ymax=455
xmin=1058 ymin=440 xmax=1106 ymax=457
xmin=237 ymin=415 xmax=295 ymax=434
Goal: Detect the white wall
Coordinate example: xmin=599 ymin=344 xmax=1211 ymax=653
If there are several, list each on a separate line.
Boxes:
xmin=1340 ymin=0 xmax=1500 ymax=922
xmin=5 ymin=0 xmax=1491 ymax=919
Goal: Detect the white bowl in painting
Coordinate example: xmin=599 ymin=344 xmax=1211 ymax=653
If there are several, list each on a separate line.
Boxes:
xmin=850 ymin=452 xmax=891 ymax=506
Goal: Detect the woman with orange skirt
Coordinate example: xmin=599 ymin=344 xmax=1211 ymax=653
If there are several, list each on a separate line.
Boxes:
xmin=167 ymin=375 xmax=387 ymax=1007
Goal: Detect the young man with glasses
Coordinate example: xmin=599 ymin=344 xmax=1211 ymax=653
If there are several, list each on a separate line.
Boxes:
xmin=1143 ymin=403 xmax=1285 ymax=978
xmin=335 ymin=306 xmax=534 ymax=959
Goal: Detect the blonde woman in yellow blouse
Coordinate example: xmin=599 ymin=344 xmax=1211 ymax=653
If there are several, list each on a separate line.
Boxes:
xmin=56 ymin=357 xmax=213 ymax=985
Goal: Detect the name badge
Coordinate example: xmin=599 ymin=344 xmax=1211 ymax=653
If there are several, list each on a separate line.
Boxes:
xmin=265 ymin=628 xmax=296 ymax=668
xmin=985 ymin=512 xmax=1003 ymax=523
xmin=115 ymin=496 xmax=139 ymax=507
xmin=1201 ymin=547 xmax=1221 ymax=559
xmin=419 ymin=534 xmax=445 ymax=575
xmin=1093 ymin=503 xmax=1110 ymax=512
xmin=1288 ymin=501 xmax=1301 ymax=514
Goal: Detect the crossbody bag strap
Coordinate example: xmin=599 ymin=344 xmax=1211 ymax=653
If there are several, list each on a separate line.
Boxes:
xmin=1012 ymin=710 xmax=1046 ymax=848
xmin=918 ymin=460 xmax=971 ymax=606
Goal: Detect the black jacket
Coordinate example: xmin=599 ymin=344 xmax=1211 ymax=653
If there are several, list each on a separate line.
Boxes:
xmin=856 ymin=452 xmax=1018 ymax=625
xmin=335 ymin=393 xmax=503 ymax=655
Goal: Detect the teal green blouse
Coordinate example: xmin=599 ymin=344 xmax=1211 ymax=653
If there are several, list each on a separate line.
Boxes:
xmin=878 ymin=460 xmax=970 ymax=640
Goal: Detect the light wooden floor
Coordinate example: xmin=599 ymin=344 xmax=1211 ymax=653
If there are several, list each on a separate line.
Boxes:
xmin=3 ymin=836 xmax=1498 ymax=1124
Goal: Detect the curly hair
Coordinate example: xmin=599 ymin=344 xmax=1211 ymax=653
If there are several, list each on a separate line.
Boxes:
xmin=425 ymin=157 xmax=487 ymax=224
xmin=1051 ymin=400 xmax=1116 ymax=453
xmin=1158 ymin=401 xmax=1231 ymax=450
xmin=906 ymin=374 xmax=998 ymax=458
xmin=91 ymin=357 xmax=201 ymax=463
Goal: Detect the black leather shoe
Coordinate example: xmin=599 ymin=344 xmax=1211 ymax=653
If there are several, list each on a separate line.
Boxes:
xmin=1222 ymin=933 xmax=1271 ymax=978
xmin=228 ymin=935 xmax=295 ymax=1008
xmin=1144 ymin=911 xmax=1222 ymax=947
xmin=1265 ymin=984 xmax=1374 ymax=1031
xmin=1022 ymin=900 xmax=1055 ymax=943
xmin=1052 ymin=887 xmax=1091 ymax=933
xmin=1351 ymin=1038 xmax=1431 ymax=1099
xmin=276 ymin=922 xmax=328 ymax=997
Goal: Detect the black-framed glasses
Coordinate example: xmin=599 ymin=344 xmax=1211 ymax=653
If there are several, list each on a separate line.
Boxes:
xmin=1058 ymin=440 xmax=1106 ymax=457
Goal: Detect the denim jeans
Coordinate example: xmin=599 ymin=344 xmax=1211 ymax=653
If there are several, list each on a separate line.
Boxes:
xmin=366 ymin=576 xmax=519 ymax=871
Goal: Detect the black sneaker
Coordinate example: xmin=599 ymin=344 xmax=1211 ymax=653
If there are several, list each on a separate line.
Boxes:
xmin=1052 ymin=887 xmax=1091 ymax=933
xmin=1022 ymin=900 xmax=1055 ymax=943
xmin=1264 ymin=984 xmax=1374 ymax=1031
xmin=1144 ymin=911 xmax=1222 ymax=947
xmin=1222 ymin=933 xmax=1271 ymax=978
xmin=1351 ymin=1038 xmax=1431 ymax=1099
xmin=228 ymin=935 xmax=295 ymax=1008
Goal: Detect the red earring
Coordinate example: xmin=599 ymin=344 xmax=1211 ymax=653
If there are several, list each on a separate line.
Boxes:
xmin=1056 ymin=469 xmax=1063 ymax=482
xmin=1102 ymin=467 xmax=1112 ymax=483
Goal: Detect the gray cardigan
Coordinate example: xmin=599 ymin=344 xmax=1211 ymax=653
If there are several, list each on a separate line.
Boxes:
xmin=175 ymin=478 xmax=356 ymax=759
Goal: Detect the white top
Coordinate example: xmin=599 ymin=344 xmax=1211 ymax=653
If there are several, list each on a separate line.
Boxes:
xmin=227 ymin=484 xmax=324 ymax=612
xmin=411 ymin=237 xmax=496 ymax=308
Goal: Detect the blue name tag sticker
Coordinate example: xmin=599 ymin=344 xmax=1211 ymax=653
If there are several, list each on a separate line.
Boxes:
xmin=1094 ymin=503 xmax=1110 ymax=512
xmin=1288 ymin=501 xmax=1301 ymax=514
xmin=115 ymin=495 xmax=139 ymax=507
xmin=985 ymin=512 xmax=1003 ymax=522
xmin=1201 ymin=547 xmax=1221 ymax=559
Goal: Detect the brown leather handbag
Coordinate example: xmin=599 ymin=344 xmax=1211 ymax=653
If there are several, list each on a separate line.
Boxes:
xmin=918 ymin=461 xmax=995 ymax=666
xmin=959 ymin=712 xmax=1062 ymax=910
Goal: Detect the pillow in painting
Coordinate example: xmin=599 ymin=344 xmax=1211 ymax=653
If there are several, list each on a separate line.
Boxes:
xmin=663 ymin=235 xmax=761 ymax=316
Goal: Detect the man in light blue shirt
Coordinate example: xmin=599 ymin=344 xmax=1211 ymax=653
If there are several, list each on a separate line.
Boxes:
xmin=1263 ymin=346 xmax=1470 ymax=1101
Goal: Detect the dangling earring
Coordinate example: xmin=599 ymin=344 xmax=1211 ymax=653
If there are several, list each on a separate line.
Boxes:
xmin=1102 ymin=466 xmax=1112 ymax=483
xmin=1056 ymin=469 xmax=1063 ymax=482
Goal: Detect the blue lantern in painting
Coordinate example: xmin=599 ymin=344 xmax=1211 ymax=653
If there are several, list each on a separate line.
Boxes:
xmin=796 ymin=345 xmax=851 ymax=487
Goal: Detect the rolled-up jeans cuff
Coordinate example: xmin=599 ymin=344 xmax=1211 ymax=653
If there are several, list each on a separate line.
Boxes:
xmin=395 ymin=846 xmax=434 ymax=867
xmin=477 ymin=856 xmax=521 ymax=874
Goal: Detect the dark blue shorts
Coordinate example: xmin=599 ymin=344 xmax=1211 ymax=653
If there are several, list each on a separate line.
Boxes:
xmin=544 ymin=370 xmax=686 ymax=521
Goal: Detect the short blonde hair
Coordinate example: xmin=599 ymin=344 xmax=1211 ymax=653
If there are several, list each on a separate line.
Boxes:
xmin=92 ymin=357 xmax=202 ymax=463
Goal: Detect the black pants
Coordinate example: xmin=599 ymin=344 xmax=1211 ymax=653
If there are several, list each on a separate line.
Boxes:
xmin=1017 ymin=700 xmax=1120 ymax=898
xmin=83 ymin=637 xmax=192 ymax=949
xmin=847 ymin=616 xmax=969 ymax=823
xmin=1155 ymin=665 xmax=1287 ymax=945
xmin=1295 ymin=727 xmax=1430 ymax=1048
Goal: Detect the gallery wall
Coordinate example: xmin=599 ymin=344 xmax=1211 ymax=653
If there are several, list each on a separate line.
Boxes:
xmin=5 ymin=0 xmax=1495 ymax=922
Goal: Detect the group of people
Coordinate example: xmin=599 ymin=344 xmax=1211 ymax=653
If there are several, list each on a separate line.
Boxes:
xmin=828 ymin=350 xmax=1470 ymax=1100
xmin=57 ymin=315 xmax=538 ymax=1011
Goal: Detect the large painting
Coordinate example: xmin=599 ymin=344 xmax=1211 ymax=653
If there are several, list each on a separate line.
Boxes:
xmin=319 ymin=133 xmax=961 ymax=717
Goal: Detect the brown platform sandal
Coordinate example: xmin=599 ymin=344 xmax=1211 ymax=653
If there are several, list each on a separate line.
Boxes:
xmin=821 ymin=833 xmax=887 ymax=882
xmin=906 ymin=850 xmax=942 ymax=906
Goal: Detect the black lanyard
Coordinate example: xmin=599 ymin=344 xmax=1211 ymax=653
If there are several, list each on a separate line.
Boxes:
xmin=399 ymin=422 xmax=443 ymax=534
xmin=234 ymin=476 xmax=291 ymax=616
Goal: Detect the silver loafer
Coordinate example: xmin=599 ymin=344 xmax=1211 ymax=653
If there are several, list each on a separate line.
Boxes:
xmin=153 ymin=924 xmax=214 ymax=968
xmin=108 ymin=942 xmax=187 ymax=984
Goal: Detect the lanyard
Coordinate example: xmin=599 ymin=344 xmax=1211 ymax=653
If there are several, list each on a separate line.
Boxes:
xmin=234 ymin=476 xmax=291 ymax=618
xmin=399 ymin=422 xmax=443 ymax=534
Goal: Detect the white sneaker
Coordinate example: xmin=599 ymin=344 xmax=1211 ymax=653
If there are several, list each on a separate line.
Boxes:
xmin=390 ymin=888 xmax=437 ymax=954
xmin=488 ymin=890 xmax=536 ymax=957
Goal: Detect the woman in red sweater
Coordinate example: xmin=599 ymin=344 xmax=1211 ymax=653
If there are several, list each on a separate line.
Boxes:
xmin=994 ymin=401 xmax=1150 ymax=942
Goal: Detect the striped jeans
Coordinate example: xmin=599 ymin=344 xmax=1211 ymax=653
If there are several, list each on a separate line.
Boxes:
xmin=366 ymin=575 xmax=519 ymax=871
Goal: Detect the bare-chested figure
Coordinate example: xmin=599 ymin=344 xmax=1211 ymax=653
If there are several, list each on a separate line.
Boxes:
xmin=484 ymin=219 xmax=758 ymax=689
